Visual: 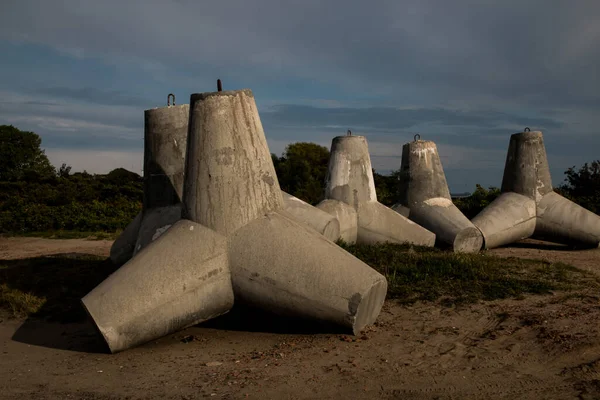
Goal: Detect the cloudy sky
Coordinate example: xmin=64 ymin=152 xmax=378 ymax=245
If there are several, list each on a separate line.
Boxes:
xmin=1 ymin=0 xmax=599 ymax=192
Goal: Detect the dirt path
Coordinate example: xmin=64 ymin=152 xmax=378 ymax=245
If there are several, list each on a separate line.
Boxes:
xmin=1 ymin=238 xmax=600 ymax=399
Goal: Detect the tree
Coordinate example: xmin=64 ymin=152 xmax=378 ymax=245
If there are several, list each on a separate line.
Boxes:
xmin=557 ymin=160 xmax=600 ymax=214
xmin=273 ymin=142 xmax=330 ymax=205
xmin=0 ymin=125 xmax=56 ymax=181
xmin=58 ymin=163 xmax=72 ymax=178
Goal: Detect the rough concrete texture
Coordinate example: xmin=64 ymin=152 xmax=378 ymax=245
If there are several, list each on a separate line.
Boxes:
xmin=85 ymin=89 xmax=388 ymax=353
xmin=281 ymin=191 xmax=340 ymax=241
xmin=316 ymin=199 xmax=358 ymax=243
xmin=110 ymin=104 xmax=190 ymax=264
xmin=228 ymin=210 xmax=387 ymax=335
xmin=535 ymin=192 xmax=600 ymax=247
xmin=472 ymin=129 xmax=600 ymax=249
xmin=183 ymin=90 xmax=283 ymax=236
xmin=133 ymin=204 xmax=182 ymax=256
xmin=396 ymin=140 xmax=482 ymax=253
xmin=357 ymin=201 xmax=435 ymax=246
xmin=82 ymin=220 xmax=234 ymax=354
xmin=501 ymin=130 xmax=553 ymax=202
xmin=471 ymin=192 xmax=537 ymax=250
xmin=109 ymin=211 xmax=142 ymax=266
xmin=321 ymin=134 xmax=435 ymax=246
xmin=143 ymin=104 xmax=189 ymax=209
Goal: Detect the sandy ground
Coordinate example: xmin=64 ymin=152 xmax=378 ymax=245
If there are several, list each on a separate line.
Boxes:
xmin=1 ymin=237 xmax=600 ymax=399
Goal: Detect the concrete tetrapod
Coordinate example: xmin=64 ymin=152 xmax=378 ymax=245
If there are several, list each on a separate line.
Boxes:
xmin=184 ymin=89 xmax=387 ymax=334
xmin=393 ymin=139 xmax=483 ymax=253
xmin=317 ymin=134 xmax=435 ymax=246
xmin=82 ymin=219 xmax=234 ymax=354
xmin=472 ymin=129 xmax=600 ymax=249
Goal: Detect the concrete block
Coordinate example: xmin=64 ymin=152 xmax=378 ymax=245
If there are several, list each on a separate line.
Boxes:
xmin=228 ymin=210 xmax=387 ymax=335
xmin=472 ymin=129 xmax=600 ymax=249
xmin=397 ymin=139 xmax=482 ymax=252
xmin=82 ymin=220 xmax=234 ymax=354
xmin=282 ymin=191 xmax=340 ymax=241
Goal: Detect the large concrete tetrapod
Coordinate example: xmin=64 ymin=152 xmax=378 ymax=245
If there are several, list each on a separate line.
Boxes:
xmin=472 ymin=129 xmax=600 ymax=249
xmin=109 ymin=96 xmax=189 ymax=265
xmin=184 ymin=89 xmax=387 ymax=334
xmin=393 ymin=138 xmax=483 ymax=252
xmin=316 ymin=134 xmax=436 ymax=246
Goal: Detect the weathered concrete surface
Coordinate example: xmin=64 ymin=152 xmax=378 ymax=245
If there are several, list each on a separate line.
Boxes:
xmin=133 ymin=204 xmax=182 ymax=256
xmin=228 ymin=210 xmax=387 ymax=335
xmin=471 ymin=192 xmax=537 ymax=250
xmin=82 ymin=220 xmax=234 ymax=354
xmin=86 ymin=89 xmax=389 ymax=353
xmin=357 ymin=202 xmax=435 ymax=246
xmin=282 ymin=191 xmax=340 ymax=241
xmin=183 ymin=90 xmax=283 ymax=236
xmin=124 ymin=104 xmax=190 ymax=256
xmin=397 ymin=140 xmax=482 ymax=252
xmin=316 ymin=199 xmax=358 ymax=243
xmin=322 ymin=135 xmax=435 ymax=246
xmin=325 ymin=135 xmax=378 ymax=209
xmin=398 ymin=140 xmax=451 ymax=205
xmin=109 ymin=212 xmax=142 ymax=266
xmin=472 ymin=129 xmax=600 ymax=249
xmin=408 ymin=200 xmax=483 ymax=252
xmin=501 ymin=130 xmax=553 ymax=202
xmin=143 ymin=104 xmax=189 ymax=209
xmin=535 ymin=192 xmax=600 ymax=247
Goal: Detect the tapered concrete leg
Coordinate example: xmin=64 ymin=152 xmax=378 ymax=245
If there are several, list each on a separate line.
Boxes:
xmin=534 ymin=192 xmax=600 ymax=247
xmin=82 ymin=220 xmax=234 ymax=354
xmin=282 ymin=191 xmax=340 ymax=241
xmin=133 ymin=204 xmax=182 ymax=256
xmin=471 ymin=192 xmax=536 ymax=250
xmin=501 ymin=130 xmax=553 ymax=202
xmin=183 ymin=90 xmax=283 ymax=236
xmin=228 ymin=210 xmax=387 ymax=334
xmin=406 ymin=199 xmax=483 ymax=253
xmin=324 ymin=135 xmax=378 ymax=209
xmin=357 ymin=201 xmax=435 ymax=246
xmin=132 ymin=103 xmax=189 ymax=255
xmin=110 ymin=212 xmax=142 ymax=266
xmin=316 ymin=199 xmax=358 ymax=243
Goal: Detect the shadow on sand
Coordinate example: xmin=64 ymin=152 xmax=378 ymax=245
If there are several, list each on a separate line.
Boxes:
xmin=2 ymin=253 xmax=346 ymax=354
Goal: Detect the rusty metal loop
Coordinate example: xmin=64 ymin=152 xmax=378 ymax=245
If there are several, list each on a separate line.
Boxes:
xmin=167 ymin=93 xmax=175 ymax=106
xmin=217 ymin=79 xmax=223 ymax=92
xmin=347 ymin=129 xmax=352 ymax=136
xmin=524 ymin=127 xmax=531 ymax=132
xmin=414 ymin=134 xmax=421 ymax=141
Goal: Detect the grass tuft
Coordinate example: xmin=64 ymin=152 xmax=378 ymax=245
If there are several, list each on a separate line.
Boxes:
xmin=339 ymin=241 xmax=599 ymax=305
